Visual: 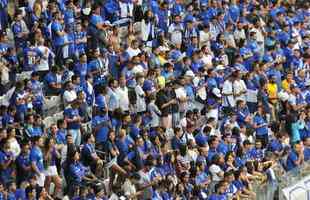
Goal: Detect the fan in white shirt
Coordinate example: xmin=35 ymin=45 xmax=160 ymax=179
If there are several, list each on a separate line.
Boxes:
xmin=168 ymin=15 xmax=184 ymax=46
xmin=36 ymin=38 xmax=54 ymax=72
xmin=233 ymin=75 xmax=247 ymax=102
xmin=116 ymin=76 xmax=130 ymax=112
xmin=200 ymin=46 xmax=213 ymax=68
xmin=63 ymin=81 xmax=77 ymax=107
xmin=126 ymin=40 xmax=141 ymax=59
xmin=135 ymin=75 xmax=146 ymax=113
xmin=222 ymin=76 xmax=235 ymax=108
xmin=199 ymin=25 xmax=211 ymax=49
xmin=119 ymin=0 xmax=133 ymax=18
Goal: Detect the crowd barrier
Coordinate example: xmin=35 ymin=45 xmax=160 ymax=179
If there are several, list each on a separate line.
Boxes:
xmin=278 ymin=161 xmax=310 ymax=200
xmin=252 ymin=161 xmax=310 ymax=200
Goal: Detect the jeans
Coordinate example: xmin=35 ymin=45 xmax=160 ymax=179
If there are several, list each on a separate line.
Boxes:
xmin=68 ymin=129 xmax=81 ymax=146
xmin=172 ymin=112 xmax=180 ymax=127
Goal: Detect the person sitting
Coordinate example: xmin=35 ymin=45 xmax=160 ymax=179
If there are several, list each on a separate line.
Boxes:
xmin=81 ymin=133 xmax=104 ymax=177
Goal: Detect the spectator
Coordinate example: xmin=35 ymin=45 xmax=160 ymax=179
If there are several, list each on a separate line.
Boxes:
xmin=0 ymin=1 xmax=309 ymax=199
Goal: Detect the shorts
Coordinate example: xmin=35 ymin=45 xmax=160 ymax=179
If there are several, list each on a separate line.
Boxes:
xmin=44 ymin=165 xmax=58 ymax=177
xmin=105 ymin=157 xmax=117 ymax=169
xmin=36 ymin=173 xmax=46 ymax=187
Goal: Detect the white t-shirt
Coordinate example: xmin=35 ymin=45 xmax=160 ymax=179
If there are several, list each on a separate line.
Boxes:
xmin=9 ymin=138 xmax=21 ymax=158
xmin=250 ymin=27 xmax=264 ymax=44
xmin=119 ymin=2 xmax=133 ymax=18
xmin=222 ymin=80 xmax=235 ymax=107
xmin=209 ymin=164 xmax=223 ymax=182
xmin=233 ymin=79 xmax=247 ymax=102
xmin=199 ymin=30 xmax=211 ymax=48
xmin=168 ymin=23 xmax=183 ymax=45
xmin=132 ymin=64 xmax=144 ymax=75
xmin=175 ymin=87 xmax=187 ymax=112
xmin=1 ymin=65 xmax=9 ymax=85
xmin=116 ymin=87 xmax=130 ymax=112
xmin=201 ymin=54 xmax=213 ymax=67
xmin=36 ymin=45 xmax=52 ymax=71
xmin=126 ymin=47 xmax=141 ymax=59
xmin=135 ymin=85 xmax=146 ymax=113
xmin=288 ymin=94 xmax=297 ymax=106
xmin=63 ymin=90 xmax=77 ymax=107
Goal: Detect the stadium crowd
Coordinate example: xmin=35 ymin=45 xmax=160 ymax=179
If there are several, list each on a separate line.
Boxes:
xmin=0 ymin=0 xmax=310 ymax=199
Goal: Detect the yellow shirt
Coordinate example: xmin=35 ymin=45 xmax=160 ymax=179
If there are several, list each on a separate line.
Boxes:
xmin=157 ymin=76 xmax=166 ymax=89
xmin=267 ymin=83 xmax=278 ymax=104
xmin=158 ymin=55 xmax=167 ymax=66
xmin=282 ymin=79 xmax=291 ymax=92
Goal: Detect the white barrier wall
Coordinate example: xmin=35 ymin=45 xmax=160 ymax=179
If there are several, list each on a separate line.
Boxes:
xmin=282 ymin=175 xmax=310 ymax=200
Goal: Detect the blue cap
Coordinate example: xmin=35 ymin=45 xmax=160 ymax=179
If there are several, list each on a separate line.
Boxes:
xmin=104 ymin=0 xmax=119 ymax=14
xmin=127 ymin=79 xmax=136 ymax=88
xmin=157 ymin=29 xmax=164 ymax=34
xmin=239 ymin=47 xmax=249 ymax=57
xmin=263 ymin=54 xmax=274 ymax=63
xmin=184 ymin=15 xmax=195 ymax=23
xmin=169 ymin=50 xmax=182 ymax=61
xmin=95 ymin=95 xmax=106 ymax=108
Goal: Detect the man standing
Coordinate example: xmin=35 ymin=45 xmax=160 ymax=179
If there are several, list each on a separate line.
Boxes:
xmin=64 ymin=100 xmax=82 ymax=146
xmin=30 ymin=136 xmax=45 ymax=188
xmin=51 ymin=12 xmax=65 ymax=65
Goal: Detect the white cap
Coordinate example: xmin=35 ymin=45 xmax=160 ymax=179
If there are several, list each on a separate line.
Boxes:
xmin=103 ymin=20 xmax=112 ymax=26
xmin=278 ymin=90 xmax=289 ymax=102
xmin=212 ymin=87 xmax=221 ymax=98
xmin=215 ymin=65 xmax=225 ymax=71
xmin=82 ymin=8 xmax=91 ymax=15
xmin=185 ymin=70 xmax=195 ymax=78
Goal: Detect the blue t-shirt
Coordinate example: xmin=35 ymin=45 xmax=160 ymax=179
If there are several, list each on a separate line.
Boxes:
xmin=95 ymin=94 xmax=107 ymax=109
xmin=207 ymin=148 xmax=218 ymax=162
xmin=81 ymin=143 xmax=96 ymax=166
xmin=64 ymin=8 xmax=75 ymax=25
xmin=249 ymin=148 xmax=264 ymax=161
xmin=64 ymin=107 xmax=81 ymax=129
xmin=56 ymin=129 xmax=67 ymax=144
xmin=74 ymin=63 xmax=88 ymax=81
xmin=237 ymin=108 xmax=250 ymax=126
xmin=116 ymin=138 xmax=131 ymax=162
xmin=30 ymin=126 xmax=43 ymax=137
xmin=217 ymin=142 xmax=230 ymax=156
xmin=286 ymin=150 xmax=299 ymax=171
xmin=253 ymin=114 xmax=268 ymax=136
xmin=195 ymin=133 xmax=209 ymax=147
xmin=74 ymin=31 xmax=87 ymax=54
xmin=88 ymin=59 xmax=106 ymax=85
xmin=208 ymin=194 xmax=228 ymax=200
xmin=2 ymin=113 xmax=14 ymax=127
xmin=304 ymin=147 xmax=310 ymax=161
xmin=90 ymin=14 xmax=104 ymax=34
xmin=171 ymin=136 xmax=183 ymax=150
xmin=23 ymin=47 xmax=41 ymax=71
xmin=92 ymin=115 xmax=110 ymax=143
xmin=69 ymin=162 xmax=86 ymax=185
xmin=0 ymin=150 xmax=14 ymax=183
xmin=16 ymin=153 xmax=31 ymax=180
xmin=51 ymin=21 xmax=64 ymax=46
xmin=30 ymin=146 xmax=44 ymax=172
xmin=268 ymin=139 xmax=283 ymax=153
xmin=12 ymin=21 xmax=26 ymax=48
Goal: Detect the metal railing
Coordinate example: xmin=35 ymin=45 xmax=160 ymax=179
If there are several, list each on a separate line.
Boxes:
xmin=252 ymin=160 xmax=310 ymax=200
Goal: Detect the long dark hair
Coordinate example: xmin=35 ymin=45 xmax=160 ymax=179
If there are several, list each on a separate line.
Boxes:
xmin=43 ymin=137 xmax=53 ymax=169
